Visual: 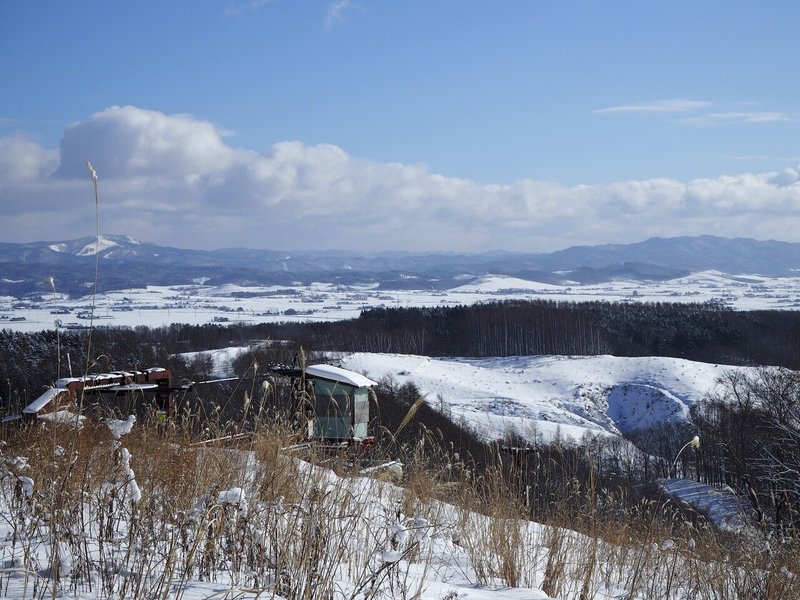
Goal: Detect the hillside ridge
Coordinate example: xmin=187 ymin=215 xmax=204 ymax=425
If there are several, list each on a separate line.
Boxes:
xmin=2 ymin=234 xmax=799 ymax=297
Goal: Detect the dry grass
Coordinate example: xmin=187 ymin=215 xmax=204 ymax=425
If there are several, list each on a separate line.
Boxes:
xmin=1 ymin=406 xmax=799 ymax=599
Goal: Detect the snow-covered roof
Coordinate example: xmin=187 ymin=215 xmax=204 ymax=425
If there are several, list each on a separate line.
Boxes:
xmin=305 ymin=364 xmax=377 ymax=388
xmin=23 ymin=387 xmax=69 ymax=414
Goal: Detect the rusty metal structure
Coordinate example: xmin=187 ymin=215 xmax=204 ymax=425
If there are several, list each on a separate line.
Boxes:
xmin=17 ymin=362 xmax=378 ymax=445
xmin=20 ymin=367 xmax=175 ymax=422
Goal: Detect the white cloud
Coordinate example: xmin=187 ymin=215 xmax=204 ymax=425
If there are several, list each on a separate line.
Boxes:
xmin=325 ymin=0 xmax=357 ymax=30
xmin=595 ymin=100 xmax=798 ymax=126
xmin=594 ymin=99 xmax=712 ymax=114
xmin=2 ymin=105 xmax=800 ymax=252
xmin=223 ymin=0 xmax=272 ymax=17
xmin=54 ymin=106 xmax=238 ymax=179
xmin=0 ymin=134 xmax=58 ymax=183
xmin=680 ymin=111 xmax=797 ymax=125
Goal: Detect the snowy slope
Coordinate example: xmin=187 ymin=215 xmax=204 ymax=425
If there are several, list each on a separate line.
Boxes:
xmin=337 ymin=353 xmax=745 ymax=443
xmin=453 ymin=274 xmax=569 ymax=292
xmin=0 ymin=438 xmax=557 ymax=600
xmin=76 ymin=235 xmax=120 ymax=256
xmin=660 ymin=479 xmax=758 ymax=534
xmin=181 ymin=346 xmax=253 ymax=378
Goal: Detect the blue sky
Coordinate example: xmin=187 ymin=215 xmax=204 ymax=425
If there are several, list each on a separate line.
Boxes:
xmin=1 ymin=1 xmax=799 ymax=252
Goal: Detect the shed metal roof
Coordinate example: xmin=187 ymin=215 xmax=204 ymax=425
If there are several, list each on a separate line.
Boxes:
xmin=304 ymin=364 xmax=377 ymax=388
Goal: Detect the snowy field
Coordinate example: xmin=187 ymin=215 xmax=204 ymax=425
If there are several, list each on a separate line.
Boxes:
xmin=4 ymin=270 xmax=800 ymax=333
xmin=3 ymin=269 xmax=794 ymax=598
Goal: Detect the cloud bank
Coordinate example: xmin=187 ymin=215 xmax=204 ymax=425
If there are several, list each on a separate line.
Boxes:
xmin=1 ymin=106 xmax=799 ymax=252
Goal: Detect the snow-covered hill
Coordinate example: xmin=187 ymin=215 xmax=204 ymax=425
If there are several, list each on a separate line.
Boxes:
xmin=336 ymin=353 xmax=745 ymax=443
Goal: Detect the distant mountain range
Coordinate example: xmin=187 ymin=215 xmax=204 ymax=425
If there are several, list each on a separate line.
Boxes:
xmin=1 ymin=234 xmax=799 ymax=298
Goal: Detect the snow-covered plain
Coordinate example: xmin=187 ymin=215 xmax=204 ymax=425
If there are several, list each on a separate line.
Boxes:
xmin=4 ymin=270 xmax=800 ymax=332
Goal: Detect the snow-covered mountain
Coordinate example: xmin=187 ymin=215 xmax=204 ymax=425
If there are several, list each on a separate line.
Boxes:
xmin=2 ymin=234 xmax=800 ymax=298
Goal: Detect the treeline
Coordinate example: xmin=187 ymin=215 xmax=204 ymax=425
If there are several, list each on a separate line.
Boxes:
xmin=78 ymin=300 xmax=800 ymax=368
xmin=283 ymin=300 xmax=800 ymax=367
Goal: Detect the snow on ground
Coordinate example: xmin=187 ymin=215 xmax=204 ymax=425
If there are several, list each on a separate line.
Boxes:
xmin=0 ymin=350 xmax=778 ymax=598
xmin=336 ymin=353 xmax=746 ymax=443
xmin=181 ymin=346 xmax=253 ymax=378
xmin=0 ymin=436 xmax=740 ymax=600
xmin=0 ymin=428 xmax=771 ymax=600
xmin=660 ymin=479 xmax=758 ymax=535
xmin=0 ymin=440 xmax=561 ymax=599
xmin=453 ymin=274 xmax=569 ymax=293
xmin=5 ymin=269 xmax=800 ymax=332
xmin=174 ymin=348 xmax=746 ymax=446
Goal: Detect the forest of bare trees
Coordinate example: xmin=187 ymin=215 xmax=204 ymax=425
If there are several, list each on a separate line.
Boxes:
xmin=284 ymin=300 xmax=800 ymax=367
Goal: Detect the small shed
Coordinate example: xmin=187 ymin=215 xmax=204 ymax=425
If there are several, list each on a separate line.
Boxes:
xmin=303 ymin=364 xmax=377 ymax=441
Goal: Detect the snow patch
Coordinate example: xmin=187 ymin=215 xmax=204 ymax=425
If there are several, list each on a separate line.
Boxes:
xmin=76 ymin=235 xmax=119 ymax=256
xmin=218 ymin=487 xmax=248 ymax=515
xmin=606 ymin=383 xmax=689 ymax=435
xmin=106 ymin=414 xmax=136 ymax=439
xmin=660 ymin=479 xmax=757 ymax=534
